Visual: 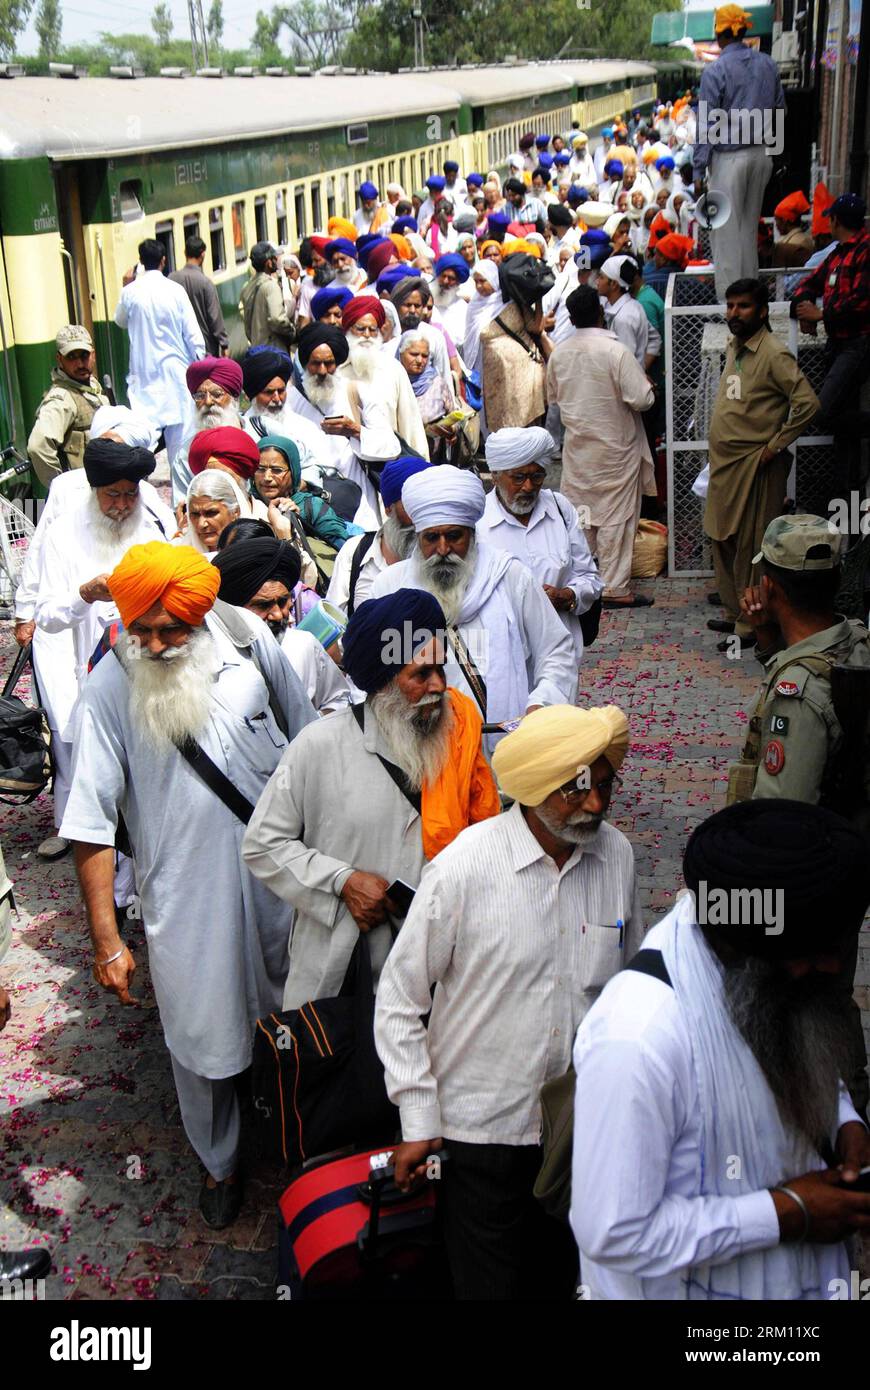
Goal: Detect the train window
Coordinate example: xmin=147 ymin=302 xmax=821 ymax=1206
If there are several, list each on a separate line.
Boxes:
xmin=340 ymin=173 xmax=349 ymax=216
xmin=254 ymin=195 xmax=268 ymax=243
xmin=388 ymin=160 xmax=395 ymax=183
xmin=209 ymin=206 xmax=226 ymax=271
xmin=120 ymin=179 xmax=144 ymax=223
xmin=399 ymin=157 xmax=407 ymax=189
xmin=276 ymin=189 xmax=288 ymax=245
xmin=346 ymin=122 xmax=368 ymax=145
xmin=183 ymin=212 xmax=200 ymax=247
xmin=232 ymin=200 xmax=247 ymax=264
xmin=449 ymin=121 xmax=457 ymax=140
xmin=310 ymin=182 xmax=322 ymax=230
xmin=325 ymin=177 xmax=335 ymax=220
xmin=294 ymin=188 xmax=306 ymax=239
xmin=420 ymin=153 xmax=426 ymax=186
xmin=377 ymin=163 xmax=385 ymax=192
xmin=155 ymin=220 xmax=176 ymax=273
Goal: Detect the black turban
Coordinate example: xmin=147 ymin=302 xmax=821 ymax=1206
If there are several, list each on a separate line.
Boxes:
xmin=212 ymin=537 xmax=302 ymax=607
xmin=297 ymin=322 xmax=350 ymax=370
xmin=682 ymin=800 xmax=870 ymax=960
xmin=83 ymin=438 xmax=156 ymax=487
xmin=390 ymin=277 xmax=429 ymax=309
xmin=547 ymin=203 xmax=574 ymax=229
xmin=241 ymin=347 xmax=293 ymax=399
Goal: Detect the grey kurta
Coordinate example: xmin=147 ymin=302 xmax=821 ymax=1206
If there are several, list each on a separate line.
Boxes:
xmin=242 ymin=703 xmax=427 ymax=1010
xmin=60 ymin=607 xmax=317 ymax=1078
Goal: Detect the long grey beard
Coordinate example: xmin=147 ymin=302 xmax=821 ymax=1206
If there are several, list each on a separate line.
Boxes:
xmin=123 ymin=626 xmax=221 ymax=754
xmin=534 ymin=803 xmax=604 ymax=846
xmin=86 ymin=492 xmax=146 ymax=569
xmin=333 ymin=265 xmax=358 ymax=286
xmin=368 ymin=683 xmax=453 ymax=792
xmin=722 ymin=957 xmax=855 ymax=1146
xmin=382 ymin=511 xmax=416 ymax=559
xmin=196 ymin=403 xmax=241 ymax=430
xmin=347 ymin=340 xmax=380 ymax=380
xmin=304 ymin=374 xmax=339 ymax=411
xmin=411 ymin=536 xmax=476 ymax=626
xmin=432 ymin=284 xmax=459 ymax=310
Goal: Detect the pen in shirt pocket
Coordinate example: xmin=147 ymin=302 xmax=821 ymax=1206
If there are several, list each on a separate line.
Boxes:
xmin=617 ymin=918 xmax=624 ymax=949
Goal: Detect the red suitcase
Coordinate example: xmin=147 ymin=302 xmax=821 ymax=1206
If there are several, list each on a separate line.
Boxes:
xmin=278 ymin=1146 xmax=450 ymax=1300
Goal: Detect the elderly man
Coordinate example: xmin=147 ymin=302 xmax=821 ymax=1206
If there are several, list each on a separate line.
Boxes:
xmin=327 ymin=455 xmax=432 ymax=615
xmin=353 ymin=181 xmax=388 ymax=235
xmin=238 ymin=345 xmax=327 ymax=477
xmin=169 ymin=355 xmax=244 ymax=505
xmin=571 ymin=800 xmax=870 ymax=1300
xmin=376 ymin=703 xmax=642 ymax=1300
xmin=431 ymin=254 xmax=470 ymax=351
xmin=478 ymin=428 xmax=603 ymax=665
xmin=213 ymin=536 xmax=351 ymax=715
xmin=597 ymin=256 xmax=655 ymax=369
xmin=547 ymin=286 xmax=656 ymax=609
xmin=325 ymin=237 xmax=368 ymax=294
xmin=242 ymin=589 xmax=499 ymax=1008
xmin=339 ymin=297 xmax=429 ymax=470
xmin=27 ymin=325 xmax=109 ymax=487
xmin=239 ymin=241 xmax=295 ymax=351
xmin=370 ymin=465 xmax=578 ymax=748
xmin=61 ymin=542 xmax=315 ymax=1226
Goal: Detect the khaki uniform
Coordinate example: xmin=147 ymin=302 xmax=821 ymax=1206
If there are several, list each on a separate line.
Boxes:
xmin=27 ymin=369 xmax=108 ymax=487
xmin=772 ymin=227 xmax=814 ymax=269
xmin=238 ymin=272 xmax=294 ymax=351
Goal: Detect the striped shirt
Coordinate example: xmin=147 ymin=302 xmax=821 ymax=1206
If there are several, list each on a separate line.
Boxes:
xmin=374 ymin=801 xmax=644 ymax=1145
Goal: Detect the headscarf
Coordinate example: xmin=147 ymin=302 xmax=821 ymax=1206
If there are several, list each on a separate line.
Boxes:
xmin=604 ymin=212 xmax=629 ymax=241
xmin=310 ymin=284 xmax=354 ymax=321
xmin=774 ymin=191 xmax=810 ymax=223
xmin=89 ymin=405 xmax=156 ymax=450
xmin=212 ymin=536 xmax=302 ymax=606
xmin=108 ymin=541 xmax=221 ymax=629
xmin=342 ymin=590 xmax=447 ymax=694
xmin=186 ymin=357 xmax=243 ymax=397
xmin=258 ymin=434 xmax=302 ymax=491
xmin=83 ymin=438 xmax=156 ymax=487
xmin=241 ymin=347 xmax=293 ymax=398
xmin=434 ymin=252 xmax=471 ymax=284
xmin=463 ymin=259 xmax=505 ymax=371
xmin=366 ymin=239 xmax=398 ymax=283
xmin=341 ymin=295 xmax=386 ymax=330
xmin=479 ymin=239 xmax=501 ymax=259
xmin=397 ymin=329 xmax=439 ymax=396
xmin=502 ymin=237 xmax=542 ymax=258
xmin=327 ymin=216 xmax=357 ymax=242
xmin=188 ymin=427 xmax=260 ymax=480
xmin=491 ymin=705 xmax=629 ymax=805
xmin=714 ymin=4 xmax=753 ymax=34
xmin=484 ymin=426 xmax=554 ymax=472
xmin=402 ymin=464 xmax=486 ymax=531
xmin=379 ymin=455 xmax=434 ymax=509
xmin=297 ymin=322 xmax=349 ymax=369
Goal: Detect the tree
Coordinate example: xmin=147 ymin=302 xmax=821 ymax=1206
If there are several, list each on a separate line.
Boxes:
xmin=206 ymin=0 xmax=223 ymax=51
xmin=251 ymin=7 xmax=282 ymax=63
xmin=35 ymin=0 xmax=61 ymax=58
xmin=0 ymin=0 xmax=34 ymax=57
xmin=151 ymin=1 xmax=173 ymax=49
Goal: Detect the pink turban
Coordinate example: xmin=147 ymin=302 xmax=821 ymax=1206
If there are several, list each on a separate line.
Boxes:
xmin=186 ymin=356 xmax=243 ymax=397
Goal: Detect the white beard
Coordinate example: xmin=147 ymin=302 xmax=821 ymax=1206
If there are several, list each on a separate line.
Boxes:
xmin=257 ymin=397 xmax=286 ymax=417
xmin=333 ymin=265 xmax=358 ymax=286
xmin=304 ymin=373 xmax=339 ymax=410
xmin=369 ymin=683 xmax=454 ymax=792
xmin=86 ymin=491 xmax=146 ymax=570
xmin=347 ymin=338 xmax=380 ymax=381
xmin=381 ymin=510 xmax=416 ymax=559
xmin=195 ymin=403 xmax=241 ymax=430
xmin=496 ymin=483 xmax=537 ymax=517
xmin=534 ymin=804 xmax=605 ymax=845
xmin=122 ymin=625 xmax=221 ymax=754
xmin=411 ymin=536 xmax=476 ymax=626
xmin=431 ymin=283 xmax=459 ymax=310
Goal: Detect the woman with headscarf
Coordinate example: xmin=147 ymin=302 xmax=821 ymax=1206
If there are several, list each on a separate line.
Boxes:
xmin=479 ymin=252 xmax=555 ymax=433
xmin=463 ymin=260 xmax=505 ymax=378
xmin=256 ymin=434 xmax=362 ymax=555
xmin=397 ymin=330 xmax=455 ymax=426
xmin=184 ymin=470 xmax=244 ymax=554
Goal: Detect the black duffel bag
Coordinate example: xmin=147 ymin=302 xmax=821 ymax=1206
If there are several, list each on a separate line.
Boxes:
xmin=0 ymin=643 xmax=52 ymax=803
xmin=252 ymin=933 xmax=398 ymax=1169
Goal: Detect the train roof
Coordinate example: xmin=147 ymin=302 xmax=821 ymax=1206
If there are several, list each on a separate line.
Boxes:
xmin=0 ymin=61 xmax=657 ymax=162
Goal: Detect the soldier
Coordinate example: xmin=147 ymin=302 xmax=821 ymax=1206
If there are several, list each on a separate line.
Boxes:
xmin=238 ymin=241 xmax=295 ymax=352
xmin=729 ymin=512 xmax=870 ymax=1114
xmin=27 ymin=325 xmax=109 ymax=488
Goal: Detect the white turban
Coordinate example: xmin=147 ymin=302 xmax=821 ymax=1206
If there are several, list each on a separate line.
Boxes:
xmin=90 ymin=405 xmax=156 ymax=450
xmin=485 ymin=427 xmax=555 ymax=472
xmin=575 ymin=201 xmax=612 ymax=228
xmin=402 ymin=464 xmax=486 ymax=531
xmin=603 ymin=212 xmax=629 ymax=240
xmin=599 ymin=256 xmax=634 ymax=287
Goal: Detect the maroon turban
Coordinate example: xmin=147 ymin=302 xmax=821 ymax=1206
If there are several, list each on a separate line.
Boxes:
xmin=365 ymin=240 xmax=398 ymax=284
xmin=186 ymin=356 xmax=244 ymax=397
xmin=188 ymin=427 xmax=259 ymax=480
xmin=341 ymin=295 xmax=386 ymax=331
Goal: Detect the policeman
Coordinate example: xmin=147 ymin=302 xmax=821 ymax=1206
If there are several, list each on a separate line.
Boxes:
xmin=27 ymin=325 xmax=108 ymax=488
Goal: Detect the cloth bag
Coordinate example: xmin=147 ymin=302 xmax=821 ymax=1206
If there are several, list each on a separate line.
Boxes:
xmin=0 ymin=644 xmax=52 ymax=804
xmin=631 ymin=519 xmax=668 ymax=578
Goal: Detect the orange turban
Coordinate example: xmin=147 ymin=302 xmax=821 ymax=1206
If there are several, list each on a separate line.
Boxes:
xmin=327 ymin=216 xmax=357 ymax=242
xmin=479 ymin=240 xmax=501 ymax=258
xmin=774 ymin=191 xmax=810 ymax=224
xmin=656 ymin=233 xmax=694 ymax=268
xmin=642 ymin=148 xmax=658 ymax=165
xmin=714 ymin=4 xmax=753 ymax=33
xmin=503 ymin=238 xmax=542 ymax=258
xmin=109 ymin=541 xmax=220 ymax=629
xmin=389 ymin=233 xmax=414 ymax=261
xmin=811 ymin=182 xmax=835 ymax=237
xmin=647 ymin=212 xmax=674 ymax=250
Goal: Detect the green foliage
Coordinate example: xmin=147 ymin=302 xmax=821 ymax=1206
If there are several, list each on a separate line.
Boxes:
xmin=35 ymin=0 xmax=61 ymax=58
xmin=0 ymin=0 xmax=34 ymax=58
xmin=207 ymin=0 xmax=224 ymax=51
xmin=151 ymin=1 xmax=173 ymax=49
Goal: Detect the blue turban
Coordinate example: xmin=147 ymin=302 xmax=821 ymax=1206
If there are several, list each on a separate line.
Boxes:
xmin=356 ymin=232 xmax=382 ymax=255
xmin=656 ymin=156 xmax=675 ymax=172
xmin=359 ymin=180 xmax=379 ymax=200
xmin=342 ymin=589 xmax=447 ymax=694
xmin=426 ymin=174 xmax=446 ymax=192
xmin=580 ymin=228 xmax=611 ymax=246
xmin=576 ymin=243 xmax=610 ymax=270
xmin=602 ymin=126 xmax=614 ymax=138
xmin=567 ymin=187 xmax=589 ymax=206
xmin=538 ymin=152 xmax=555 ymax=169
xmin=554 ymin=152 xmax=570 ymax=166
xmin=604 ymin=159 xmax=624 ymax=178
xmin=535 ymin=133 xmax=550 ymax=148
xmin=325 ymin=237 xmax=358 ymax=261
xmin=377 ymin=265 xmax=416 ymax=294
xmin=357 ymin=236 xmax=390 ymax=270
xmin=466 ymin=172 xmax=484 ymax=187
xmin=487 ymin=210 xmax=511 ymax=227
xmin=434 ymin=252 xmax=471 ymax=284
xmin=379 ymin=455 xmax=434 ymax=509
xmin=310 ymin=284 xmax=354 ymax=320
xmin=444 ymin=160 xmax=459 ymax=173
xmin=392 ymin=215 xmax=419 ymax=235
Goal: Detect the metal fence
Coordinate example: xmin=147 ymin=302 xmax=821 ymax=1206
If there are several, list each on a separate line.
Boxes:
xmin=664 ymin=267 xmax=835 ymax=576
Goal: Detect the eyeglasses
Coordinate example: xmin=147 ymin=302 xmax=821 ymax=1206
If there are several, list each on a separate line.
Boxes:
xmin=556 ymin=773 xmax=622 ymax=804
xmin=504 ymin=471 xmax=546 ymax=487
xmin=255 ymin=463 xmax=290 ymax=477
xmin=193 ymin=390 xmax=229 ymax=405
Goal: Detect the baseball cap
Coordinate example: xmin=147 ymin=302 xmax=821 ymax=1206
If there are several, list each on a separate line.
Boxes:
xmin=752 ymin=514 xmax=842 ymax=571
xmin=250 ymin=241 xmax=278 ymax=269
xmin=824 ymin=192 xmax=866 ymax=229
xmin=56 ymin=324 xmax=93 ymax=355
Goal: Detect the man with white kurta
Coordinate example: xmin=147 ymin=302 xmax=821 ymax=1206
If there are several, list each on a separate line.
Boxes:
xmin=369 ymin=465 xmax=578 ymax=751
xmin=169 ymin=355 xmax=245 ymax=506
xmin=478 ymin=428 xmax=603 ymax=667
xmin=338 ymin=297 xmax=429 ymax=478
xmin=242 ymin=589 xmax=499 ymax=1009
xmin=61 ymin=542 xmax=316 ymax=1228
xmin=571 ymin=800 xmax=870 ymax=1300
xmin=327 ymin=455 xmax=432 ymax=616
xmin=547 ymin=285 xmax=656 ymax=609
xmin=114 ymin=238 xmax=205 ymax=476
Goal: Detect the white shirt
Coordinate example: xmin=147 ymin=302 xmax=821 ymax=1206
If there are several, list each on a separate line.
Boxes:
xmin=280 ymin=626 xmax=351 ymax=713
xmin=569 ymin=151 xmax=597 ymax=187
xmin=375 ymin=803 xmax=644 ymax=1145
xmin=114 ymin=270 xmax=205 ymax=427
xmin=604 ymin=292 xmax=651 ymax=368
xmin=285 ymin=384 xmax=382 ymax=531
xmin=325 ymin=528 xmax=389 ymax=613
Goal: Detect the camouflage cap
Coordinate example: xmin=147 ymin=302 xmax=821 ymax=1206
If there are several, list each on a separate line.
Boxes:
xmin=56 ymin=324 xmax=94 ymax=355
xmin=752 ymin=513 xmax=842 ymax=571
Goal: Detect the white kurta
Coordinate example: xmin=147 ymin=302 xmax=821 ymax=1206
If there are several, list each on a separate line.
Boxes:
xmin=477 ymin=489 xmax=603 ymax=662
xmin=281 ymin=627 xmax=351 ymax=713
xmin=325 ymin=529 xmax=389 ymax=613
xmin=114 ymin=270 xmax=205 ymax=427
xmin=604 ymin=293 xmax=651 ymax=368
xmin=338 ymin=355 xmax=429 ymax=462
xmin=60 ymin=611 xmax=316 ymax=1077
xmin=285 ymin=383 xmax=381 ymax=531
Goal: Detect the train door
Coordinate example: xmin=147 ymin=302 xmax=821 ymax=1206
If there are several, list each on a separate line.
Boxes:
xmin=52 ymin=163 xmax=93 ymax=335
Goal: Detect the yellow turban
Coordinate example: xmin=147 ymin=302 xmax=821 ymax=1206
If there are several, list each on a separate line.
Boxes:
xmin=714 ymin=3 xmax=753 ymax=33
xmin=609 ymin=144 xmax=636 ymax=169
xmin=327 ymin=216 xmax=357 ymax=242
xmin=491 ymin=705 xmax=629 ymax=806
xmin=503 ymin=237 xmax=542 ymax=258
xmin=389 ymin=232 xmax=414 ymax=261
xmin=109 ymin=541 xmax=220 ymax=629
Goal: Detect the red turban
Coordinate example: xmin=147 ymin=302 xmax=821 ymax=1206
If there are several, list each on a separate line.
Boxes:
xmin=774 ymin=191 xmax=810 ymax=224
xmin=108 ymin=541 xmax=220 ymax=628
xmin=656 ymin=233 xmax=694 ymax=268
xmin=188 ymin=427 xmax=260 ymax=480
xmin=309 ymin=236 xmax=331 ymax=256
xmin=341 ymin=295 xmax=386 ymax=331
xmin=186 ymin=356 xmax=243 ymax=397
xmin=647 ymin=212 xmax=673 ymax=251
xmin=811 ymin=182 xmax=835 ymax=238
xmin=365 ymin=240 xmax=398 ymax=284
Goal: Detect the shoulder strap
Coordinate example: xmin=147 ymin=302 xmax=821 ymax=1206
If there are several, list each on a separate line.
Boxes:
xmin=448 ymin=624 xmax=487 ymax=717
xmin=625 ymin=948 xmax=672 ymax=988
xmin=142 ymin=502 xmax=167 ymax=538
xmin=551 ymin=490 xmax=576 ymax=530
xmin=248 ymin=415 xmax=268 ymax=439
xmin=494 ymin=313 xmax=539 ymax=359
xmin=351 ymin=701 xmax=421 ymax=814
xmin=245 ymin=642 xmax=291 ymax=741
xmin=174 ymin=738 xmax=256 ymax=825
xmin=347 ymin=531 xmax=377 ymax=619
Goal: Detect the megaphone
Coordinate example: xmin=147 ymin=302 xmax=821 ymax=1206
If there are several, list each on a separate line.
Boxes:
xmin=694 ymin=189 xmax=731 ymax=231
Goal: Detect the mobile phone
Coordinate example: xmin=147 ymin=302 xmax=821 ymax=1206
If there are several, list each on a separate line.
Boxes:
xmin=322 ymin=415 xmax=343 ymax=422
xmin=844 ymin=1165 xmax=870 ymax=1193
xmin=385 ymin=879 xmax=416 ymax=916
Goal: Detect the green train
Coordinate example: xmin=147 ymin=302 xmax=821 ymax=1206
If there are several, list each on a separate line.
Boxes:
xmin=0 ymin=57 xmax=689 ymax=476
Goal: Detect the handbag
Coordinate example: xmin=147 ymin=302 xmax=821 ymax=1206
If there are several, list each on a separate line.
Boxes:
xmin=251 ymin=932 xmax=399 ymax=1168
xmin=0 ymin=643 xmax=52 ymax=804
